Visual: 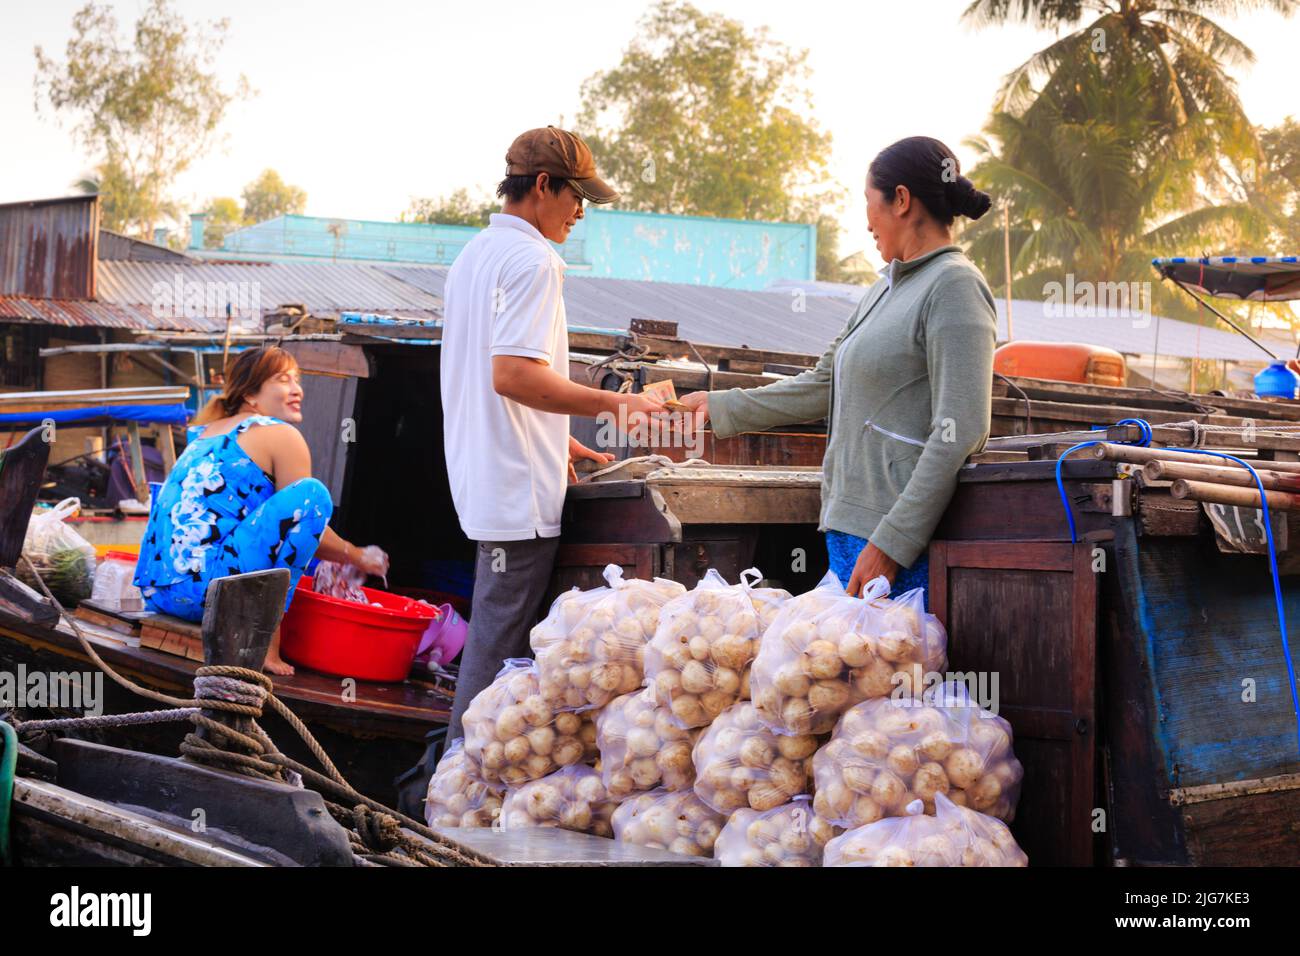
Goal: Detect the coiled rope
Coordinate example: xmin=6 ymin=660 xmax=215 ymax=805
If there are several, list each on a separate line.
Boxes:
xmin=9 ymin=554 xmax=491 ymax=867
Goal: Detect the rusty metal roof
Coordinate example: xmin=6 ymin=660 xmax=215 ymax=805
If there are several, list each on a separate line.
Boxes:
xmin=97 ymin=259 xmax=442 ymax=320
xmin=0 ymin=294 xmax=217 ymax=332
xmin=0 ymin=194 xmax=99 ymax=299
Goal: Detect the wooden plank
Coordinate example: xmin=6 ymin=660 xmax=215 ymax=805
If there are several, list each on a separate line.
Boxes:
xmin=0 ymin=386 xmax=190 ymax=414
xmin=1180 ymin=778 xmax=1300 ymax=865
xmin=125 ymin=421 xmax=147 ymax=499
xmin=651 ymin=483 xmax=822 ymax=525
xmin=282 ymin=341 xmax=371 ymax=379
xmin=0 ymin=608 xmax=450 ymax=734
xmin=1002 ymin=375 xmax=1300 ymax=422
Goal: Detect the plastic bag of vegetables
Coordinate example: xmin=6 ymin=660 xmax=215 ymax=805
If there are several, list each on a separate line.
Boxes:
xmin=500 ymin=765 xmax=618 ymax=838
xmin=811 ymin=683 xmax=1023 ymax=827
xmin=750 ymin=572 xmax=947 ymax=737
xmin=644 ymin=568 xmax=790 ymax=729
xmin=462 ymin=658 xmax=598 ymax=787
xmin=596 ymin=687 xmax=699 ymax=797
xmin=823 ymin=793 xmax=1028 ymax=867
xmin=423 ymin=738 xmax=504 ymax=829
xmin=18 ymin=497 xmax=97 ymax=606
xmin=612 ymin=788 xmax=725 ymax=857
xmin=691 ymin=701 xmax=818 ymax=814
xmin=530 ymin=565 xmax=686 ymax=712
xmin=714 ymin=795 xmax=837 ymax=867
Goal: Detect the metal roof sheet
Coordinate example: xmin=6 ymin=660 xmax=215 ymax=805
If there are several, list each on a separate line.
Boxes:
xmin=97 ymin=259 xmax=443 ymax=317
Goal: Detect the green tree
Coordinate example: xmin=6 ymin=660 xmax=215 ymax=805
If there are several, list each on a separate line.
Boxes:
xmin=72 ymin=154 xmax=175 ymax=236
xmin=35 ymin=0 xmax=250 ymax=238
xmin=201 ymin=196 xmax=244 ymax=249
xmin=1253 ymin=118 xmax=1300 ymax=247
xmin=962 ymin=57 xmax=1268 ymax=321
xmin=961 ymin=0 xmax=1295 ymax=167
xmin=402 ymin=188 xmax=497 ymax=227
xmin=242 ymin=169 xmax=307 ymax=224
xmin=575 ymin=0 xmax=833 ymax=223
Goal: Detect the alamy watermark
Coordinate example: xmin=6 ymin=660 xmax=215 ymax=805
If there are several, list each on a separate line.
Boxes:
xmin=1043 ymin=275 xmax=1152 ymax=328
xmin=152 ymin=275 xmax=261 ymax=324
xmin=0 ymin=665 xmax=103 ymax=716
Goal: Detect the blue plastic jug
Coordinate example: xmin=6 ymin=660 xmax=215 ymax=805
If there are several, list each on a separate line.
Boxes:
xmin=1254 ymin=360 xmax=1300 ymax=400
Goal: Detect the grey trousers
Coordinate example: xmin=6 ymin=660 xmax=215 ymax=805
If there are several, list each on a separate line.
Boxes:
xmin=445 ymin=535 xmax=562 ymax=744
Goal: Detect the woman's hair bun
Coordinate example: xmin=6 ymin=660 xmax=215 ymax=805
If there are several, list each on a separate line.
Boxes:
xmin=869 ymin=136 xmax=993 ymax=226
xmin=947 ymin=175 xmax=992 ymax=221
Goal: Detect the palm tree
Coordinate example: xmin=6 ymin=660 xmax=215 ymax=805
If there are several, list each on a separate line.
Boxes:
xmin=962 ymin=0 xmax=1296 ymax=164
xmin=961 ymin=56 xmax=1269 ymax=320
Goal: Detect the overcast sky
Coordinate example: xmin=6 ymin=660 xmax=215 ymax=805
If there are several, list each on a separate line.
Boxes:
xmin=2 ymin=0 xmax=1296 ymax=265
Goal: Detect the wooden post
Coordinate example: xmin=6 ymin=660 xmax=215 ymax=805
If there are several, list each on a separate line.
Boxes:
xmin=125 ymin=421 xmax=147 ymax=501
xmin=1092 ymin=442 xmax=1300 ymax=475
xmin=194 ymin=569 xmax=291 ymax=755
xmin=1144 ymin=459 xmax=1300 ymax=492
xmin=157 ymin=424 xmax=177 ymax=477
xmin=1170 ymin=478 xmax=1300 ymax=513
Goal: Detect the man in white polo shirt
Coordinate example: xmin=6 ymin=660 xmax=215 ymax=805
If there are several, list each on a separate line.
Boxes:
xmin=439 ymin=126 xmax=664 ymax=743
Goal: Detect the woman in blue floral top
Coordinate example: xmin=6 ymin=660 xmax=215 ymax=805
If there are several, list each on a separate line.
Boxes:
xmin=134 ymin=346 xmax=388 ymax=675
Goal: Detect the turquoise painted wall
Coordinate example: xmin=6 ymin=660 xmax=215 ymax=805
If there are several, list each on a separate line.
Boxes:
xmin=200 ymin=209 xmax=816 ymax=290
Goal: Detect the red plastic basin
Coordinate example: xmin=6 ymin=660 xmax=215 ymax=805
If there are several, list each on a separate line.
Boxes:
xmin=279 ymin=577 xmax=440 ymax=681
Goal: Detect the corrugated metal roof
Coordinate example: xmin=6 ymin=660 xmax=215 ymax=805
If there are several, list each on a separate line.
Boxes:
xmin=0 ymin=294 xmax=216 ymax=332
xmin=97 ymin=259 xmax=443 ymax=320
xmin=381 ymin=265 xmax=854 ymax=356
xmin=0 ymin=194 xmax=98 ymax=299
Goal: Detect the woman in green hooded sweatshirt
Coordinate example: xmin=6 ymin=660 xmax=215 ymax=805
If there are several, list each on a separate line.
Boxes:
xmin=681 ymin=137 xmax=996 ymax=607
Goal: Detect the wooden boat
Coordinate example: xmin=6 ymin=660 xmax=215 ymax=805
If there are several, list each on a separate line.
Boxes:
xmin=0 ymin=425 xmax=451 ymax=809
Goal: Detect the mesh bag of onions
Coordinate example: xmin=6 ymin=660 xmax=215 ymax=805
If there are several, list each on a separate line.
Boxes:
xmin=530 ymin=565 xmax=686 ymax=713
xmin=691 ymin=701 xmax=818 ymax=814
xmin=644 ymin=568 xmax=790 ymax=729
xmin=750 ymin=572 xmax=948 ymax=737
xmin=423 ymin=737 xmax=504 ymax=829
xmin=823 ymin=793 xmax=1028 ymax=867
xmin=596 ymin=687 xmax=699 ymax=797
xmin=500 ymin=765 xmax=618 ymax=838
xmin=611 ymin=788 xmax=726 ymax=857
xmin=462 ymin=658 xmax=598 ymax=787
xmin=811 ymin=682 xmax=1024 ymax=827
xmin=714 ymin=795 xmax=837 ymax=867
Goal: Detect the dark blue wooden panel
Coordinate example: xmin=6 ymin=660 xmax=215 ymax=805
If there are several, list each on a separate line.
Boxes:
xmin=1121 ymin=533 xmax=1300 ymax=788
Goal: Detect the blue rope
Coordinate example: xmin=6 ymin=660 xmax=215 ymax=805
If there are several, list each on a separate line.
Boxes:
xmin=1055 ymin=417 xmax=1300 ymax=757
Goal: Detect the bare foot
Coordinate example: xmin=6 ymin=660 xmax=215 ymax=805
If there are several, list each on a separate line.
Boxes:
xmin=264 ymin=651 xmax=295 ymax=676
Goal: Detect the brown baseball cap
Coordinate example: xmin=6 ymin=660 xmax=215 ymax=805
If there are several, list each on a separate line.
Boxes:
xmin=505 ymin=126 xmax=619 ymax=204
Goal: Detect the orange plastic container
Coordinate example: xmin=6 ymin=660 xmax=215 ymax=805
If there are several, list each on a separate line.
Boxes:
xmin=994 ymin=341 xmax=1127 ymax=386
xmin=279 ymin=577 xmax=440 ymax=681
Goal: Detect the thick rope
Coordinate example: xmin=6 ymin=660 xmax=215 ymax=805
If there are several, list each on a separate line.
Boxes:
xmin=13 ymin=556 xmax=492 ymax=867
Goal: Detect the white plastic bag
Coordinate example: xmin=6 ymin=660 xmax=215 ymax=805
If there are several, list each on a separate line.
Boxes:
xmin=595 ymin=687 xmax=699 ymax=797
xmin=811 ymin=683 xmax=1024 ymax=827
xmin=423 ymin=737 xmax=504 ymax=829
xmin=531 ymin=565 xmax=686 ymax=713
xmin=612 ymin=788 xmax=725 ymax=858
xmin=691 ymin=700 xmax=818 ymax=814
xmin=461 ymin=659 xmax=598 ymax=787
xmin=750 ymin=571 xmax=948 ymax=736
xmin=644 ymin=568 xmax=790 ymax=729
xmin=714 ymin=795 xmax=837 ymax=867
xmin=500 ymin=765 xmax=618 ymax=838
xmin=19 ymin=497 xmax=96 ymax=605
xmin=823 ymin=793 xmax=1028 ymax=867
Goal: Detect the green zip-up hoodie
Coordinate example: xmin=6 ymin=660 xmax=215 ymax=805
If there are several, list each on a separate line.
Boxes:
xmin=709 ymin=245 xmax=995 ymax=568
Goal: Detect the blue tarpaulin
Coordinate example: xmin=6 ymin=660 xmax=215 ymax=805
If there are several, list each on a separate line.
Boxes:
xmin=0 ymin=403 xmax=191 ymax=427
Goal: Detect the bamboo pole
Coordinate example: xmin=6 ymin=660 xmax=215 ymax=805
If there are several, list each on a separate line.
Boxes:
xmin=1091 ymin=442 xmax=1300 ymax=475
xmin=1144 ymin=459 xmax=1300 ymax=492
xmin=1170 ymin=478 xmax=1300 ymax=513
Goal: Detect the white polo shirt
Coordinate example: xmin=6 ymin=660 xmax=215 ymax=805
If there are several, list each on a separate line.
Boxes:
xmin=440 ymin=213 xmax=571 ymax=541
